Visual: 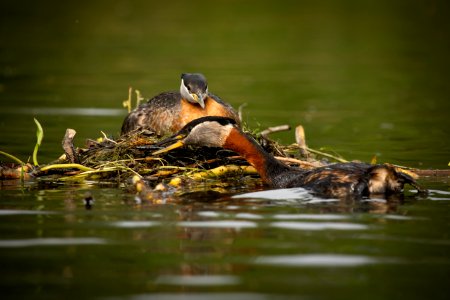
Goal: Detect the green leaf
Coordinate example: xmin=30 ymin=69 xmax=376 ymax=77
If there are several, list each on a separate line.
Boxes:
xmin=32 ymin=118 xmax=44 ymax=166
xmin=0 ymin=150 xmax=25 ymax=165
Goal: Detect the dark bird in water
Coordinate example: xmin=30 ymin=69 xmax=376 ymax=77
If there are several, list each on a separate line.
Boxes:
xmin=153 ymin=116 xmax=424 ymax=199
xmin=121 ymin=73 xmax=240 ymax=136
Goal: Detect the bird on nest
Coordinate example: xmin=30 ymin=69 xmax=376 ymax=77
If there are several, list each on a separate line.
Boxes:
xmin=152 ymin=116 xmax=425 ymax=199
xmin=121 ymin=73 xmax=240 ymax=136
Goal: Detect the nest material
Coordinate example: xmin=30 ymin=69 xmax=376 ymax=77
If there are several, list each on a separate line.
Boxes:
xmin=2 ymin=123 xmax=429 ymax=201
xmin=30 ymin=125 xmax=322 ymax=191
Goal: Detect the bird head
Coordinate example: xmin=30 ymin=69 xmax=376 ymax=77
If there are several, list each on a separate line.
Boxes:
xmin=152 ymin=116 xmax=237 ymax=155
xmin=180 ymin=73 xmax=209 ymax=108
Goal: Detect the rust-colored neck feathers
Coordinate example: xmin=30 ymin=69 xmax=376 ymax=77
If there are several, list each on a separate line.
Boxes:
xmin=223 ymin=128 xmax=288 ymax=185
xmin=176 ymin=97 xmax=236 ymax=131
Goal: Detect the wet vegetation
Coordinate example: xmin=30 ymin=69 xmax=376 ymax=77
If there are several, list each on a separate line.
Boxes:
xmin=1 ymin=95 xmax=438 ymax=200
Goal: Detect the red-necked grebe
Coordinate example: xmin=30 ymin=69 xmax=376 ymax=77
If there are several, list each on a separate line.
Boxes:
xmin=121 ymin=73 xmax=239 ymax=135
xmin=153 ymin=116 xmax=424 ymax=198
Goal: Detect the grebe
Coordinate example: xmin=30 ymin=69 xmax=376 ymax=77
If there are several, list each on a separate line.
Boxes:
xmin=121 ymin=73 xmax=240 ymax=135
xmin=153 ymin=116 xmax=423 ymax=198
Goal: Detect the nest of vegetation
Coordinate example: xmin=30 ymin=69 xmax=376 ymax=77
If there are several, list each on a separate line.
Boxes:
xmin=2 ymin=118 xmax=434 ymax=200
xmin=0 ymin=88 xmax=335 ymax=196
xmin=2 ymin=116 xmax=344 ymax=198
xmin=30 ymin=124 xmax=325 ymax=192
xmin=3 ymin=90 xmax=442 ymax=197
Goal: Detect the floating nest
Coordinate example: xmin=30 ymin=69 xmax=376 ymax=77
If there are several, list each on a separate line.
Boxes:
xmin=0 ymin=121 xmax=332 ymax=197
xmin=61 ymin=125 xmax=323 ymax=184
xmin=1 ymin=90 xmax=446 ymax=199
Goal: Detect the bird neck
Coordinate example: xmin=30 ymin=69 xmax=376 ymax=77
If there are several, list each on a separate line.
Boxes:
xmin=223 ymin=128 xmax=291 ymax=186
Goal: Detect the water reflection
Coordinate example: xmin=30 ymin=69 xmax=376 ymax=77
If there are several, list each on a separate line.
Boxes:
xmin=272 ymin=214 xmax=347 ymax=220
xmin=0 ymin=209 xmax=55 ymax=215
xmin=154 ymin=275 xmax=240 ymax=286
xmin=427 ymin=189 xmax=450 ymax=201
xmin=0 ymin=237 xmax=107 ymax=247
xmin=178 ymin=220 xmax=257 ymax=229
xmin=270 ymin=221 xmax=367 ymax=231
xmin=0 ymin=181 xmax=449 ymax=299
xmin=1 ymin=0 xmax=450 ymax=297
xmin=105 ymin=293 xmax=272 ymax=300
xmin=1 ymin=107 xmax=124 ymax=116
xmin=254 ymin=254 xmax=395 ymax=267
xmin=110 ymin=221 xmax=160 ymax=228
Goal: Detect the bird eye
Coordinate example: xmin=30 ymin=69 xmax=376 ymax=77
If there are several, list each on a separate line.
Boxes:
xmin=187 ymin=85 xmax=191 ymax=92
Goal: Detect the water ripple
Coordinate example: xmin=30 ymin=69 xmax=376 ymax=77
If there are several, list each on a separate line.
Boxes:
xmin=271 ymin=221 xmax=368 ymax=231
xmin=178 ymin=220 xmax=257 ymax=229
xmin=427 ymin=189 xmax=450 ymax=200
xmin=110 ymin=221 xmax=160 ymax=228
xmin=272 ymin=214 xmax=347 ymax=220
xmin=155 ymin=275 xmax=240 ymax=286
xmin=0 ymin=209 xmax=55 ymax=216
xmin=235 ymin=213 xmax=264 ymax=219
xmin=255 ymin=254 xmax=394 ymax=267
xmin=104 ymin=293 xmax=271 ymax=300
xmin=233 ymin=187 xmax=311 ymax=200
xmin=0 ymin=237 xmax=107 ymax=248
xmin=2 ymin=107 xmax=125 ymax=116
xmin=197 ymin=211 xmax=222 ymax=218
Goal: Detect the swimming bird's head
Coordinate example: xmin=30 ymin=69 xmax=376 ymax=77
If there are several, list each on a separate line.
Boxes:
xmin=152 ymin=116 xmax=238 ymax=154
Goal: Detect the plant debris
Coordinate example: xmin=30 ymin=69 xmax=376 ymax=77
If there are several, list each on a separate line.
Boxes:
xmin=0 ymin=89 xmax=448 ymax=201
xmin=0 ymin=117 xmax=330 ymax=195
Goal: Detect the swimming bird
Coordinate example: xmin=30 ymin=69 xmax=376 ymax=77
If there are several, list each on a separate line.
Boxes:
xmin=121 ymin=73 xmax=240 ymax=136
xmin=152 ymin=116 xmax=424 ymax=199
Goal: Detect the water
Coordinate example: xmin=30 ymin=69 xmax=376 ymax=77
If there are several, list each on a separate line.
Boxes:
xmin=1 ymin=184 xmax=449 ymax=299
xmin=1 ymin=0 xmax=449 ymax=299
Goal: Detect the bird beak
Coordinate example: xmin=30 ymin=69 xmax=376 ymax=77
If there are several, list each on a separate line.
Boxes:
xmin=152 ymin=134 xmax=186 ymax=155
xmin=190 ymin=93 xmax=205 ymax=109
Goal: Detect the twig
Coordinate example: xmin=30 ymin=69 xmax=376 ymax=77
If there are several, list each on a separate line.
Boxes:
xmin=260 ymin=125 xmax=291 ymax=138
xmin=306 ymin=147 xmax=348 ymax=163
xmin=408 ymin=169 xmax=450 ymax=177
xmin=295 ymin=125 xmax=309 ymax=157
xmin=238 ymin=103 xmax=247 ymax=123
xmin=274 ymin=156 xmax=322 ymax=168
xmin=61 ymin=128 xmax=79 ymax=163
xmin=0 ymin=164 xmax=32 ymax=180
xmin=101 ymin=131 xmax=118 ymax=144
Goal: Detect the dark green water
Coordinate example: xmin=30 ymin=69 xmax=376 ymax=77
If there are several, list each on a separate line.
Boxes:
xmin=0 ymin=1 xmax=449 ymax=299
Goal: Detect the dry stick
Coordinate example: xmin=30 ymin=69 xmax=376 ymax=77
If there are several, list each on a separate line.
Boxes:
xmin=293 ymin=123 xmax=348 ymax=163
xmin=274 ymin=156 xmax=322 ymax=168
xmin=101 ymin=131 xmax=117 ymax=144
xmin=0 ymin=164 xmax=32 ymax=180
xmin=238 ymin=103 xmax=247 ymax=123
xmin=295 ymin=125 xmax=309 ymax=157
xmin=411 ymin=169 xmax=450 ymax=176
xmin=61 ymin=128 xmax=79 ymax=163
xmin=260 ymin=125 xmax=291 ymax=138
xmin=305 ymin=147 xmax=348 ymax=163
